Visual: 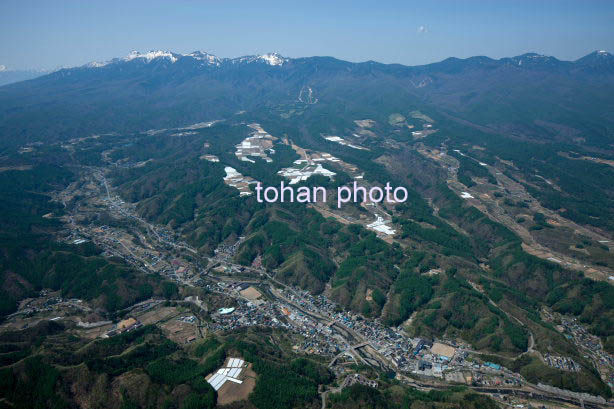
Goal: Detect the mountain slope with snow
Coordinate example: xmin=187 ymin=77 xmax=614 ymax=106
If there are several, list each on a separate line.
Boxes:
xmin=0 ymin=50 xmax=612 ymax=149
xmin=83 ymin=50 xmax=289 ymax=69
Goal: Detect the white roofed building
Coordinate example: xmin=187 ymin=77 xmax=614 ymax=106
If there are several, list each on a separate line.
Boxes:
xmin=205 ymin=357 xmax=247 ymax=391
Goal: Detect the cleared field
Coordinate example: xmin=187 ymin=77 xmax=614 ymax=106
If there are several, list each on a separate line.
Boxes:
xmin=216 ymin=364 xmax=257 ymax=406
xmin=161 ymin=320 xmax=196 ymax=343
xmin=138 ymin=306 xmax=178 ymax=325
xmin=239 ymin=286 xmax=262 ymax=302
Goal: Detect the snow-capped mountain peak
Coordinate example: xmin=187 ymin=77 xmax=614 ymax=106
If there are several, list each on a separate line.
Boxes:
xmin=0 ymin=65 xmax=6 ymax=72
xmin=186 ymin=51 xmax=221 ymax=65
xmin=83 ymin=50 xmax=180 ymax=68
xmin=81 ymin=50 xmax=290 ymax=70
xmin=258 ymin=53 xmax=286 ymax=66
xmin=229 ymin=52 xmax=287 ymax=66
xmin=124 ymin=50 xmax=178 ymax=63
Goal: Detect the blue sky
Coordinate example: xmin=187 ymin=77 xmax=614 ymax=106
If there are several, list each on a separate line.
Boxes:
xmin=1 ymin=0 xmax=613 ymax=70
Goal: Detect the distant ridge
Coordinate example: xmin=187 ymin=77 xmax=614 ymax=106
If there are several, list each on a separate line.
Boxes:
xmin=79 ymin=49 xmax=612 ymax=71
xmin=0 ymin=49 xmax=612 ymax=149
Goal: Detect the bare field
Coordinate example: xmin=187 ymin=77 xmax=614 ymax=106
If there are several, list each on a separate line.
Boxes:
xmin=138 ymin=306 xmax=178 ymax=325
xmin=216 ymin=364 xmax=257 ymax=406
xmin=161 ymin=319 xmax=197 ymax=344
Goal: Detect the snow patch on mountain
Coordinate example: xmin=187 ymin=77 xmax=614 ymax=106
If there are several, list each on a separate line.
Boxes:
xmin=86 ymin=61 xmax=109 ymax=68
xmin=81 ymin=49 xmax=291 ymax=70
xmin=187 ymin=51 xmax=221 ymax=66
xmin=125 ymin=50 xmax=178 ymax=63
xmin=258 ymin=53 xmax=285 ymax=66
xmin=231 ymin=53 xmax=287 ymax=66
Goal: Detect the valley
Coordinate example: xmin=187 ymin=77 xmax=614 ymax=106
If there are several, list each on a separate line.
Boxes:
xmin=2 ymin=46 xmax=614 ymax=409
xmin=2 ymin=110 xmax=614 ymax=407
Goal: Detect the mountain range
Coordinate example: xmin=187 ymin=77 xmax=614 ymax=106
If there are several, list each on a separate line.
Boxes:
xmin=1 ymin=49 xmax=613 ymax=151
xmin=81 ymin=49 xmax=614 ymax=71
